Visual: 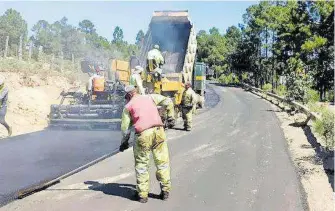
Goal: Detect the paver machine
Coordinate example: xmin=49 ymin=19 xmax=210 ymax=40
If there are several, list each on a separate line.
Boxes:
xmin=48 ymin=58 xmax=128 ymax=130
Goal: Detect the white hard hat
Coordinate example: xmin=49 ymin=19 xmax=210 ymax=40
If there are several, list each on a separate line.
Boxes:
xmin=124 ymin=85 xmax=136 ymax=93
xmin=154 ymin=44 xmax=159 ymax=49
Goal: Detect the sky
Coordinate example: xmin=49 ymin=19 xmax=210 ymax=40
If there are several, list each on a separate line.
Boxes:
xmin=0 ymin=1 xmax=258 ymax=44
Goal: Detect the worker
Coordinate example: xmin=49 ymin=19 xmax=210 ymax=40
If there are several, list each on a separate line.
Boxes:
xmin=181 ymin=82 xmax=197 ymax=131
xmin=0 ymin=79 xmax=12 ymax=136
xmin=150 ymin=93 xmax=175 ymax=128
xmin=119 ymin=85 xmax=171 ymax=203
xmin=130 ymin=66 xmax=146 ymax=95
xmin=88 ymin=70 xmax=105 ymax=93
xmin=147 ymin=44 xmax=164 ymax=71
xmin=129 ymin=50 xmax=140 ymax=71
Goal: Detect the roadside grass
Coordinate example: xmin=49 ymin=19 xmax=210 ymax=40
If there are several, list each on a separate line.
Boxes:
xmin=0 ymin=57 xmax=79 ymax=85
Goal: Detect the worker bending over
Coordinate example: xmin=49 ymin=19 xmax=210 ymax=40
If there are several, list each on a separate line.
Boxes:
xmin=130 ymin=66 xmax=146 ymax=95
xmin=119 ymin=85 xmax=171 ymax=203
xmin=150 ymin=94 xmax=175 ymax=128
xmin=181 ymin=82 xmax=197 ymax=131
xmin=0 ymin=79 xmax=12 ymax=136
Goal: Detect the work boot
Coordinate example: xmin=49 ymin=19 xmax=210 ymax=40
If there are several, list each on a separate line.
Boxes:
xmin=134 ymin=192 xmax=148 ymax=203
xmin=160 ymin=191 xmax=169 ymax=200
xmin=8 ymin=126 xmax=12 ymax=136
xmin=167 ymin=118 xmax=175 ymax=128
xmin=138 ymin=197 xmax=148 ymax=203
xmin=184 ymin=125 xmax=191 ymax=131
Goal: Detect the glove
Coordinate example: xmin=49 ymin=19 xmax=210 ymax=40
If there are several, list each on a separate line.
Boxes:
xmin=119 ymin=141 xmax=129 ymax=152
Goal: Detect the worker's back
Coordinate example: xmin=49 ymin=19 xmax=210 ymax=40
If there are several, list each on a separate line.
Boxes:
xmin=125 ymin=95 xmax=163 ymax=133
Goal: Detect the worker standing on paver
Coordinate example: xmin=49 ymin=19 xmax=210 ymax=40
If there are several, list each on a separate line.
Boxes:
xmin=129 ymin=50 xmax=140 ymax=72
xmin=129 ymin=66 xmax=146 ymax=95
xmin=181 ymin=82 xmax=197 ymax=131
xmin=0 ymin=78 xmax=12 ymax=136
xmin=119 ymin=85 xmax=171 ymax=203
xmin=147 ymin=44 xmax=164 ymax=70
xmin=87 ymin=69 xmax=105 ymax=93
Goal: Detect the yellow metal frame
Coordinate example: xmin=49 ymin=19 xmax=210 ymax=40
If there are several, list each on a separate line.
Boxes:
xmin=110 ymin=59 xmax=130 ymax=85
xmin=109 ymin=59 xmax=186 ymax=105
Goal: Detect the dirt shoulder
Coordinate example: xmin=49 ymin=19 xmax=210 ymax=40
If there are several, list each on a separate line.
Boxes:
xmin=0 ymin=72 xmax=76 ymax=137
xmin=270 ymin=103 xmax=334 ymax=211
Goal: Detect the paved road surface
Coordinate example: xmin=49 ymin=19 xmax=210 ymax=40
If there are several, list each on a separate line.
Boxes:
xmin=0 ymin=126 xmax=121 ymax=205
xmin=1 ymin=84 xmax=306 ymax=210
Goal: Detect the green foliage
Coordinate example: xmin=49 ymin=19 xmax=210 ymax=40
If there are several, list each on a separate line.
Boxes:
xmin=112 ymin=26 xmax=124 ymax=43
xmin=302 ymin=35 xmax=327 ymax=52
xmin=135 ymin=30 xmax=144 ymax=46
xmin=218 ymin=73 xmax=239 ymax=85
xmin=224 ymin=1 xmax=334 ymax=99
xmin=285 ymin=58 xmax=312 ymax=103
xmin=0 ymin=8 xmax=138 ymax=70
xmin=274 ymin=85 xmax=287 ymax=96
xmin=327 ymin=90 xmax=334 ymax=102
xmin=313 ymin=110 xmax=335 ymax=149
xmin=306 ymin=89 xmax=320 ymax=104
xmin=241 ymin=72 xmax=248 ymax=82
xmin=196 ymin=25 xmax=241 ymax=76
xmin=78 ymin=19 xmax=96 ymax=34
xmin=262 ymin=83 xmax=272 ymax=92
xmin=0 ymin=9 xmax=28 ymax=53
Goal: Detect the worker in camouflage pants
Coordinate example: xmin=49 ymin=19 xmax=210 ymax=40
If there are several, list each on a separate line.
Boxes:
xmin=119 ymin=85 xmax=171 ymax=203
xmin=181 ymin=82 xmax=197 ymax=131
xmin=150 ymin=93 xmax=175 ymax=128
xmin=0 ymin=79 xmax=12 ymax=136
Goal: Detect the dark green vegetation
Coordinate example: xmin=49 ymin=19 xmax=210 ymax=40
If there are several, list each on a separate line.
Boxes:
xmin=196 ymin=1 xmax=334 ymax=103
xmin=0 ymin=9 xmax=145 ymax=63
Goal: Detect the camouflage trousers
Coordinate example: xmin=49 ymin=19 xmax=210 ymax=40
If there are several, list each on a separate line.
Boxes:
xmin=133 ymin=126 xmax=171 ymax=198
xmin=182 ymin=107 xmax=193 ymax=129
xmin=165 ymin=100 xmax=175 ymax=120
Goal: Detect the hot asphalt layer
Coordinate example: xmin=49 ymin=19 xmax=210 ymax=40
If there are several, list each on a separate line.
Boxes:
xmin=0 ymin=84 xmax=306 ymax=210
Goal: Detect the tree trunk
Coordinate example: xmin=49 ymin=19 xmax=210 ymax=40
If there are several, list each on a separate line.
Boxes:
xmin=72 ymin=53 xmax=75 ymax=71
xmin=4 ymin=36 xmax=9 ymax=58
xmin=60 ymin=51 xmax=64 ymax=73
xmin=38 ymin=46 xmax=43 ymax=61
xmin=18 ymin=35 xmax=23 ymax=60
xmin=271 ymin=31 xmax=275 ymax=93
xmin=28 ymin=41 xmax=33 ymax=61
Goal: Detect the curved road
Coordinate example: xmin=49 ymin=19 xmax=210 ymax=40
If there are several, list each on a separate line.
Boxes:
xmin=1 ymin=84 xmax=306 ymax=211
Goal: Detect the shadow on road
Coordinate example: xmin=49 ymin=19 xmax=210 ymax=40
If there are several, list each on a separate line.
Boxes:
xmin=84 ymin=181 xmax=137 ymax=201
xmin=84 ymin=181 xmax=161 ymax=201
xmin=172 ymin=127 xmax=187 ymax=131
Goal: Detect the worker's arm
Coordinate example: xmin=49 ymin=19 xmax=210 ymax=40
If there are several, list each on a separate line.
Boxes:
xmin=87 ymin=76 xmax=94 ymax=91
xmin=191 ymin=90 xmax=198 ymax=105
xmin=121 ymin=108 xmax=132 ymax=144
xmin=150 ymin=94 xmax=166 ymax=105
xmin=135 ymin=75 xmax=146 ymax=95
xmin=151 ymin=94 xmax=174 ymax=120
xmin=158 ymin=52 xmax=164 ymax=65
